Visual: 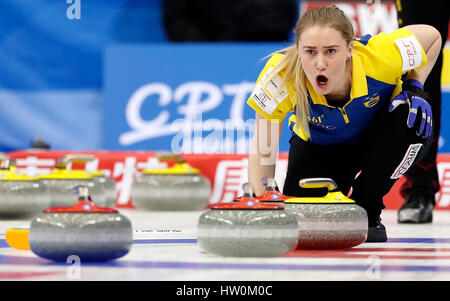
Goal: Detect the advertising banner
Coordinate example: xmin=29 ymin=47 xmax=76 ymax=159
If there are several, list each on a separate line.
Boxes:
xmin=7 ymin=150 xmax=450 ymax=210
xmin=103 ymin=43 xmax=294 ymax=153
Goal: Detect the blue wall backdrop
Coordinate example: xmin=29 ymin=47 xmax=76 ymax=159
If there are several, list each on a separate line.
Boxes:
xmin=103 ymin=43 xmax=293 ymax=153
xmin=0 ymin=0 xmax=166 ymax=151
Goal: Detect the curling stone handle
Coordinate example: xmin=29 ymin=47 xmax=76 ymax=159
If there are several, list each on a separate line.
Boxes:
xmin=72 ymin=185 xmax=92 ymax=202
xmin=56 ymin=154 xmax=96 ymax=168
xmin=5 ymin=228 xmax=30 ymax=250
xmin=0 ymin=153 xmax=13 ymax=170
xmin=0 ymin=152 xmax=9 ymax=161
xmin=76 ymin=185 xmax=90 ymax=198
xmin=156 ymin=152 xmax=185 ymax=163
xmin=0 ymin=158 xmax=16 ymax=170
xmin=299 ymin=178 xmax=338 ymax=192
xmin=261 ymin=177 xmax=280 ymax=192
xmin=242 ymin=183 xmax=256 ymax=197
xmin=65 ymin=154 xmax=96 ymax=163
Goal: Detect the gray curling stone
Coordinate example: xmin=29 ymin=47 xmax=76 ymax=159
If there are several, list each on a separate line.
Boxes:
xmin=197 ymin=183 xmax=299 ymax=257
xmin=132 ymin=153 xmax=211 ymax=211
xmin=38 ymin=154 xmax=106 ymax=207
xmin=0 ymin=157 xmax=49 ymax=218
xmin=283 ymin=178 xmax=368 ymax=249
xmin=29 ymin=186 xmax=132 ymax=262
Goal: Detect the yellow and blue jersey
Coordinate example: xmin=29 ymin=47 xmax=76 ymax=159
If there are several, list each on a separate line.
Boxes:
xmin=247 ymin=28 xmax=428 ymax=145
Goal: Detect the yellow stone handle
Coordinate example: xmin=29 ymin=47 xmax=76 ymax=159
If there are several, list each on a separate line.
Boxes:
xmin=56 ymin=154 xmax=96 ymax=169
xmin=299 ymin=178 xmax=339 ymax=192
xmin=156 ymin=152 xmax=185 ymax=163
xmin=5 ymin=228 xmax=30 ymax=250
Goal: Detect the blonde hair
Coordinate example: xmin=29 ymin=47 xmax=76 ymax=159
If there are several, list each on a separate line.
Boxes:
xmin=263 ymin=4 xmax=354 ymax=137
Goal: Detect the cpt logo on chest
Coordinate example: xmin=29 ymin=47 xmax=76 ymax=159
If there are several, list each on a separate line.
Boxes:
xmin=394 ymin=36 xmax=423 ymax=72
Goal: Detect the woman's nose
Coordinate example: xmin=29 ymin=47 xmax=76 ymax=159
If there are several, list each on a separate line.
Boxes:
xmin=315 ymin=55 xmax=326 ymax=70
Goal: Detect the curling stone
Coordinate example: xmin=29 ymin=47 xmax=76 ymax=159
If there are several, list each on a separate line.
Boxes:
xmin=197 ymin=183 xmax=299 ymax=257
xmin=91 ymin=171 xmax=117 ymax=207
xmin=29 ymin=186 xmax=132 ymax=262
xmin=132 ymin=152 xmax=211 ymax=211
xmin=283 ymin=178 xmax=368 ymax=249
xmin=0 ymin=157 xmax=49 ymax=218
xmin=38 ymin=154 xmax=106 ymax=207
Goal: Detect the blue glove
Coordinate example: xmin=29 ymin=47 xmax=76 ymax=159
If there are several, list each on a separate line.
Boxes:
xmin=388 ymin=79 xmax=432 ymax=138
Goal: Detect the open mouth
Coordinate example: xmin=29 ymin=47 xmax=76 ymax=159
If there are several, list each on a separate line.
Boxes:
xmin=316 ymin=75 xmax=328 ymax=88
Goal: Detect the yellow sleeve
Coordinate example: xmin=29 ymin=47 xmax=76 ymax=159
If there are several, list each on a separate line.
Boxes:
xmin=247 ymin=54 xmax=294 ymax=123
xmin=385 ymin=27 xmax=428 ymax=74
xmin=356 ymin=28 xmax=428 ymax=85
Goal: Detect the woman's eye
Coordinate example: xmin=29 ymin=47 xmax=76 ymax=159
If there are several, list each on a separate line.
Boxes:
xmin=327 ymin=49 xmax=336 ymax=54
xmin=306 ymin=50 xmax=315 ymax=55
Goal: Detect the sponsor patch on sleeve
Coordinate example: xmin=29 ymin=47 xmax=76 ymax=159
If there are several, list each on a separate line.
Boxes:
xmin=391 ymin=143 xmax=423 ymax=179
xmin=250 ymin=83 xmax=279 ymax=115
xmin=394 ymin=36 xmax=423 ymax=72
xmin=250 ymin=68 xmax=288 ymax=115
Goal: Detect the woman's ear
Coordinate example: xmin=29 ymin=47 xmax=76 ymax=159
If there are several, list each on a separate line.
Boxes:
xmin=347 ymin=41 xmax=354 ymax=59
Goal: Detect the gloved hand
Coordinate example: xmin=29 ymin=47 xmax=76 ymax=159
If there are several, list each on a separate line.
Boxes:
xmin=388 ymin=79 xmax=432 ymax=138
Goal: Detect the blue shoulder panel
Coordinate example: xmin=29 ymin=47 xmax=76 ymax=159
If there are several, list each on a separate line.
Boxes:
xmin=355 ymin=34 xmax=372 ymax=46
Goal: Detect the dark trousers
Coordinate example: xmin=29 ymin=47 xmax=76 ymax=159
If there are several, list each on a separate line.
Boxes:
xmin=396 ymin=0 xmax=449 ymax=200
xmin=283 ymin=104 xmax=433 ymax=222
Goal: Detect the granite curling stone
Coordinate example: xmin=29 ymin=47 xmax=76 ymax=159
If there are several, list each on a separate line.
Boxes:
xmin=29 ymin=186 xmax=132 ymax=262
xmin=197 ymin=183 xmax=299 ymax=257
xmin=38 ymin=154 xmax=106 ymax=207
xmin=0 ymin=157 xmax=49 ymax=218
xmin=283 ymin=178 xmax=368 ymax=249
xmin=132 ymin=152 xmax=211 ymax=211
